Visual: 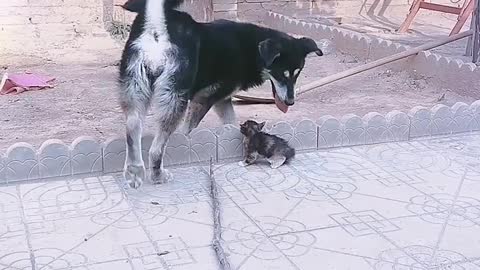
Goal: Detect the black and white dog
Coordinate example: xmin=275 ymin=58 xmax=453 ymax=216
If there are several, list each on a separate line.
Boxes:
xmin=119 ymin=0 xmax=323 ymax=188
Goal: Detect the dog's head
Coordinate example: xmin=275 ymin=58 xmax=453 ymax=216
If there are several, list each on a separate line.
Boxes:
xmin=259 ymin=37 xmax=322 ymax=113
xmin=240 ymin=120 xmax=266 ymax=137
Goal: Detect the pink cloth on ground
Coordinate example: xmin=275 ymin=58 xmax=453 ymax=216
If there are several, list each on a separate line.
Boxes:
xmin=0 ymin=73 xmax=56 ymax=95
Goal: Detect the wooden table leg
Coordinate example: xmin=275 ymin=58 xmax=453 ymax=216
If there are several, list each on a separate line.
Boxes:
xmin=398 ymin=0 xmax=424 ymax=33
xmin=450 ymin=0 xmax=474 ymax=35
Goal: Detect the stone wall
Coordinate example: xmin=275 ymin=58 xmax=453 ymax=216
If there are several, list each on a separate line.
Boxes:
xmin=0 ymin=0 xmax=113 ymax=56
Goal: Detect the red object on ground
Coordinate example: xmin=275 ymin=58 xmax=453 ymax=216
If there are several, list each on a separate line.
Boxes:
xmin=0 ymin=73 xmax=56 ymax=95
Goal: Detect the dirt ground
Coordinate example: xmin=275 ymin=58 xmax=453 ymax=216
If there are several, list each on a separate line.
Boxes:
xmin=0 ymin=43 xmax=476 ymax=152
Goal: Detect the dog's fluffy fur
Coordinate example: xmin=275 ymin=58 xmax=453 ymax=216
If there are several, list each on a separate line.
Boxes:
xmin=240 ymin=120 xmax=295 ymax=168
xmin=119 ymin=0 xmax=322 ymax=188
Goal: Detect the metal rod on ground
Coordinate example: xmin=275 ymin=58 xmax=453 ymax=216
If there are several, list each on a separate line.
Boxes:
xmin=297 ymin=30 xmax=473 ymax=97
xmin=233 ymin=95 xmax=275 ymax=104
xmin=233 ymin=30 xmax=473 ymax=103
xmin=209 ymin=157 xmax=232 ymax=270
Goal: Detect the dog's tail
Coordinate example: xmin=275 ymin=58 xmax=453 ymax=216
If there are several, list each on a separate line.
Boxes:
xmin=121 ymin=0 xmax=184 ymax=13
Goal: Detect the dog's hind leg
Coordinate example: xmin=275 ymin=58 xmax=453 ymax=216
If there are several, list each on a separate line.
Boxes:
xmin=149 ymin=89 xmax=187 ymax=184
xmin=213 ymin=98 xmax=236 ymax=125
xmin=120 ymin=83 xmax=151 ymax=189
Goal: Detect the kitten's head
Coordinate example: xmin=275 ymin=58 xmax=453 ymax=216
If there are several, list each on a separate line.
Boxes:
xmin=240 ymin=120 xmax=266 ymax=136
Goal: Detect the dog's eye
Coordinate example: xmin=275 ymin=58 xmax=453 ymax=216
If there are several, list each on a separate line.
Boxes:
xmin=294 ymin=68 xmax=301 ymax=77
xmin=283 ymin=71 xmax=289 ymax=78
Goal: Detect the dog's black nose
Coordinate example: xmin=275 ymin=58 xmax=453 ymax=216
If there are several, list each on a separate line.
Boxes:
xmin=285 ymin=100 xmax=294 ymax=106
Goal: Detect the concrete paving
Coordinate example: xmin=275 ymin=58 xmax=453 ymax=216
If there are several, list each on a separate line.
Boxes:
xmin=1 ymin=133 xmax=480 ymax=270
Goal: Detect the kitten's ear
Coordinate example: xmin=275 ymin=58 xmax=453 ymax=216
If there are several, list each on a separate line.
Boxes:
xmin=259 ymin=122 xmax=266 ymax=130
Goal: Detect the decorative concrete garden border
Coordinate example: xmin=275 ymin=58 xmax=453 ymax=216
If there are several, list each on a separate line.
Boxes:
xmin=0 ymin=101 xmax=479 ymax=183
xmin=264 ymin=11 xmax=480 ymax=93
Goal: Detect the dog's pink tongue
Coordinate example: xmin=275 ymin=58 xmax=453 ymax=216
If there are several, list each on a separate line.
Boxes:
xmin=273 ymin=92 xmax=289 ymax=113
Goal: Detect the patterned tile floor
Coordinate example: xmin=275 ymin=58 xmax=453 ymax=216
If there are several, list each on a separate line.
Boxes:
xmin=1 ymin=133 xmax=480 ymax=269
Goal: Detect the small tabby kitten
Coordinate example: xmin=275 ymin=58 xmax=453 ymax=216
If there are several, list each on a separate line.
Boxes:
xmin=239 ymin=120 xmax=295 ymax=168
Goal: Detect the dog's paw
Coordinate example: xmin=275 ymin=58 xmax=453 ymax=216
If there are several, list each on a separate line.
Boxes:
xmin=124 ymin=164 xmax=146 ymax=189
xmin=238 ymin=161 xmax=249 ymax=167
xmin=151 ymin=168 xmax=173 ymax=185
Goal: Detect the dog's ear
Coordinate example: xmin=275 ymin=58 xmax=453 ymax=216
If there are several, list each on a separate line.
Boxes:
xmin=121 ymin=0 xmax=145 ymax=13
xmin=298 ymin=37 xmax=323 ymax=56
xmin=259 ymin=39 xmax=281 ymax=67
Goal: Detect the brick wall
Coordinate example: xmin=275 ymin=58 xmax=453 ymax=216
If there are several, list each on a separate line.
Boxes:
xmin=0 ymin=0 xmax=114 ymax=56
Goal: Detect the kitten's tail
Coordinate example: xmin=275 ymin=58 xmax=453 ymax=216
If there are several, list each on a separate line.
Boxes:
xmin=285 ymin=147 xmax=296 ymax=160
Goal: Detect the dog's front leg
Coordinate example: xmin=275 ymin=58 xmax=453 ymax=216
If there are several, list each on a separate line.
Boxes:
xmin=120 ymin=78 xmax=150 ymax=189
xmin=124 ymin=106 xmax=148 ymax=189
xmin=213 ymin=98 xmax=236 ymax=125
xmin=149 ymin=90 xmax=187 ymax=184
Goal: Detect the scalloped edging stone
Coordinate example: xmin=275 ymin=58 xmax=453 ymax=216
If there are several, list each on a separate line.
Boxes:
xmin=0 ymin=156 xmax=5 ymax=183
xmin=317 ymin=115 xmax=343 ymax=149
xmin=470 ymin=100 xmax=480 ymax=131
xmin=103 ymin=137 xmax=126 ymax=174
xmin=38 ymin=139 xmax=71 ymax=178
xmin=267 ymin=119 xmax=317 ymax=151
xmin=216 ymin=125 xmax=244 ymax=161
xmin=386 ymin=110 xmax=410 ymax=142
xmin=4 ymin=142 xmax=39 ymax=182
xmin=71 ymin=136 xmax=103 ymax=175
xmin=341 ymin=114 xmax=365 ymax=146
xmin=1 ymin=100 xmax=479 ymax=182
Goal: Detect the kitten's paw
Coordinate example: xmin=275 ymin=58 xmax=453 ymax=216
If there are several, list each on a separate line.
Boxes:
xmin=269 ymin=156 xmax=287 ymax=169
xmin=238 ymin=161 xmax=250 ymax=167
xmin=124 ymin=164 xmax=146 ymax=189
xmin=151 ymin=168 xmax=173 ymax=184
xmin=270 ymin=163 xmax=283 ymax=169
